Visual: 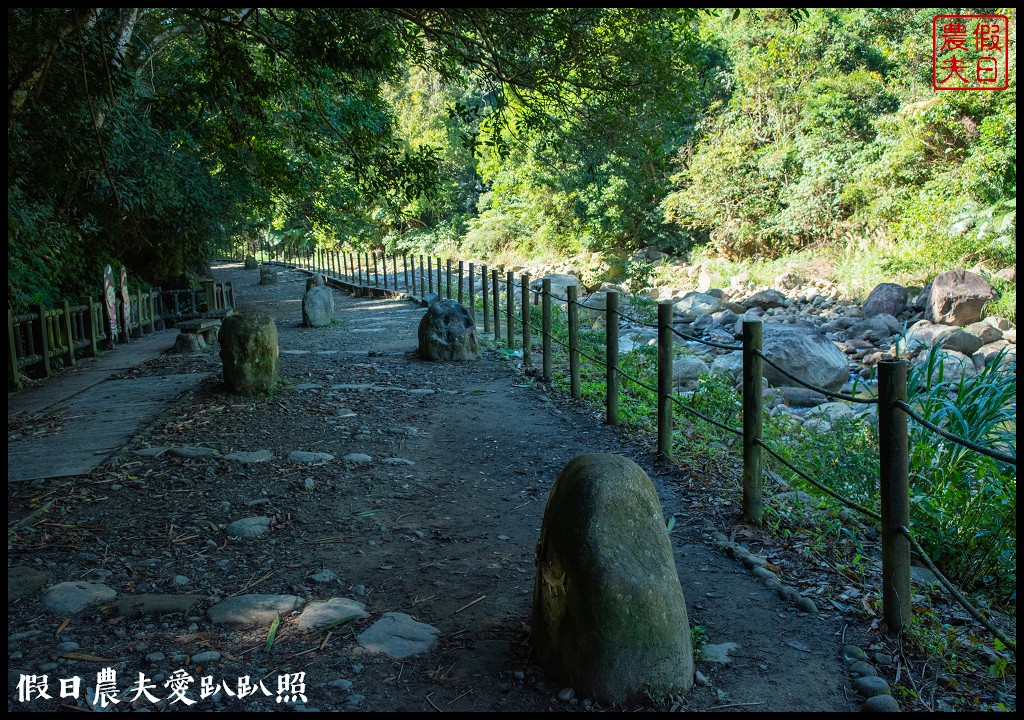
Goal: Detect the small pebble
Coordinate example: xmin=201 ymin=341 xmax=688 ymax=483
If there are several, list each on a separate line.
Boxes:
xmin=557 ymin=687 xmax=575 ymax=702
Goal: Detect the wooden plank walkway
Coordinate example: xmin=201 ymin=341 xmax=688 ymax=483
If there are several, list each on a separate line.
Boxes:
xmin=8 ymin=374 xmax=209 ymax=482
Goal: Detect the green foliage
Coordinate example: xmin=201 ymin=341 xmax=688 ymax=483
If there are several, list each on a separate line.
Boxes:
xmin=904 ymin=345 xmax=1017 ymax=608
xmin=662 ymin=8 xmax=1016 ymax=276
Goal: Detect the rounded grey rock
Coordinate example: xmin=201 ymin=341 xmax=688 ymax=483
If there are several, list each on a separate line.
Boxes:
xmin=226 ymin=516 xmax=271 ymax=539
xmin=862 ymin=694 xmax=901 ymax=712
xmin=848 ymin=660 xmax=878 ymax=677
xmin=43 ymin=582 xmax=118 ymax=615
xmin=854 ymin=675 xmax=891 ymax=698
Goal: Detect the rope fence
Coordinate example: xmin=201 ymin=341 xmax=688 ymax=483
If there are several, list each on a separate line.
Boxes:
xmin=266 ymin=245 xmax=1015 ymax=654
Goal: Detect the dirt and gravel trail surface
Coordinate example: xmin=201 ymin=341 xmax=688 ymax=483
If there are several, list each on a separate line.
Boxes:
xmin=7 ymin=261 xmax=876 ymax=713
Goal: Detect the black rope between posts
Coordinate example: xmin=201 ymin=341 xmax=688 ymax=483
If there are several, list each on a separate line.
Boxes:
xmin=669 ymin=394 xmax=744 ymax=437
xmin=576 ymin=346 xmax=608 ymax=370
xmin=899 ymin=526 xmax=1016 ymax=655
xmin=754 ymin=350 xmax=880 ymax=405
xmin=755 ymin=438 xmax=882 ymax=522
xmin=540 ymin=322 xmax=661 ymax=397
xmin=610 ymin=306 xmax=658 ymax=329
xmin=669 ymin=324 xmax=742 ymax=351
xmin=895 ymin=400 xmax=1016 ymax=466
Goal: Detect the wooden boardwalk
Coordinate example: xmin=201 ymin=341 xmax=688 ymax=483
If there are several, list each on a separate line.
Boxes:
xmin=7 ymin=323 xmax=206 ymax=483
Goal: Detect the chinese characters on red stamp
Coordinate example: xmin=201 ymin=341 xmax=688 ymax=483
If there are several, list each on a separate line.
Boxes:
xmin=933 ymin=14 xmax=1010 ymax=91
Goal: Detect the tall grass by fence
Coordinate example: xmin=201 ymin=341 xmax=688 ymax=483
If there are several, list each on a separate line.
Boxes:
xmin=258 ymin=246 xmax=1015 ymax=653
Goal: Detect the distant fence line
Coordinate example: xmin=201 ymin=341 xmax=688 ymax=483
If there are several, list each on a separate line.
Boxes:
xmin=256 ymin=245 xmax=1015 ymax=654
xmin=8 ymin=275 xmax=235 ymax=391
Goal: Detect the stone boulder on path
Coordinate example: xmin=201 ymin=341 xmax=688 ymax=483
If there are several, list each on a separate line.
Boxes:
xmin=532 ymin=454 xmax=693 ymax=706
xmin=219 ymin=312 xmax=279 ymax=393
xmin=305 ymin=274 xmax=327 ymax=291
xmin=417 ymin=299 xmax=479 ymax=361
xmin=302 ymin=285 xmax=335 ymax=327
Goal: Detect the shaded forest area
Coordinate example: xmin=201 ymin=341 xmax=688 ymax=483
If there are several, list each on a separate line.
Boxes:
xmin=7 ymin=8 xmax=1016 ymax=309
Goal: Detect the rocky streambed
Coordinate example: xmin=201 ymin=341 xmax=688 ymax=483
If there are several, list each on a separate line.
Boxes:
xmin=509 ymin=264 xmax=1016 ymax=434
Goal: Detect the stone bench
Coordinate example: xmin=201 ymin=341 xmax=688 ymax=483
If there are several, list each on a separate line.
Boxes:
xmin=176 ymin=319 xmax=221 ymax=344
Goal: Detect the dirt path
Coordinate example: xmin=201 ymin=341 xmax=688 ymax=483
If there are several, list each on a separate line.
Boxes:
xmin=7 ymin=262 xmax=873 ymax=712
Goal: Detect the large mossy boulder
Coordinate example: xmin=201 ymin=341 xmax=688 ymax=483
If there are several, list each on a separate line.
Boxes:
xmin=417 ymin=299 xmax=479 ymax=361
xmin=532 ymin=454 xmax=693 ymax=706
xmin=302 ymin=285 xmax=335 ymax=327
xmin=259 ymin=266 xmax=278 ymax=285
xmin=219 ymin=313 xmax=279 ymax=393
xmin=244 ymin=255 xmax=259 ymax=270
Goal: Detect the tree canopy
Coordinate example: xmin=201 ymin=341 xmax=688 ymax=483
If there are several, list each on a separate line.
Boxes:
xmin=7 ymin=8 xmax=1016 ymax=309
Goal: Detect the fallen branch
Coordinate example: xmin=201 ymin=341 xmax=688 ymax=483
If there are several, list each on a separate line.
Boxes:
xmin=455 ymin=595 xmax=486 ymax=614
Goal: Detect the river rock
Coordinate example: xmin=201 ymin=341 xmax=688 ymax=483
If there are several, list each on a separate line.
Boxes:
xmin=902 ymin=320 xmax=983 ymax=356
xmin=741 ymin=289 xmax=787 ymax=310
xmin=672 ymin=291 xmax=723 ymax=322
xmin=43 ymin=582 xmax=117 ymax=615
xmin=531 ymin=273 xmax=579 ymax=304
xmin=357 ymin=612 xmax=439 ymax=659
xmin=862 ymin=283 xmax=908 ymax=317
xmin=963 ymin=320 xmax=1003 ymax=345
xmin=207 ymin=594 xmax=304 ymax=628
xmin=925 ymin=269 xmax=997 ymax=326
xmin=761 ymin=322 xmax=850 ymax=391
xmin=673 ymin=354 xmax=710 ymax=385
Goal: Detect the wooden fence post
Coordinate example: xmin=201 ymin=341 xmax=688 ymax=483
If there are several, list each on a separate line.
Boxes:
xmin=567 ymin=285 xmax=580 ymax=399
xmin=9 ymin=310 xmax=23 ymax=389
xmin=85 ymin=297 xmax=100 ymax=357
xmin=411 ymin=254 xmax=418 ymax=296
xmin=60 ymin=301 xmax=75 ymax=366
xmin=542 ymin=278 xmax=552 ymax=382
xmin=458 ymin=261 xmax=465 ymax=304
xmin=427 ymin=256 xmax=434 ymax=294
xmin=482 ymin=265 xmax=490 ymax=333
xmin=468 ymin=262 xmax=476 ymax=320
xmin=446 ymin=258 xmax=453 ymax=300
xmin=382 ymin=252 xmax=388 ymax=289
xmin=879 ymin=359 xmax=911 ymax=633
xmin=606 ymin=290 xmax=619 ymax=426
xmin=403 ymin=252 xmax=409 ymax=291
xmin=31 ymin=303 xmax=50 ymax=378
xmin=521 ymin=273 xmax=531 ymax=367
xmin=743 ymin=320 xmax=764 ymax=525
xmin=436 ymin=257 xmax=443 ymax=298
xmin=491 ymin=268 xmax=501 ymax=344
xmin=657 ymin=301 xmax=673 ymax=463
xmin=392 ymin=254 xmax=398 ymax=290
xmin=506 ymin=270 xmax=514 ymax=348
